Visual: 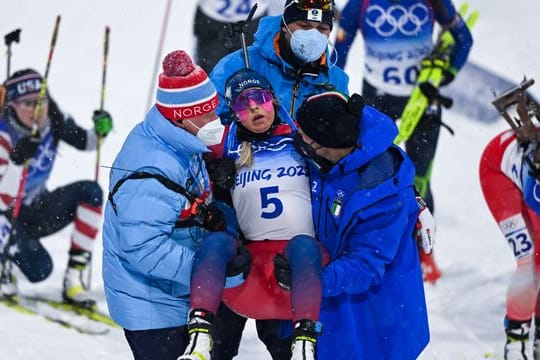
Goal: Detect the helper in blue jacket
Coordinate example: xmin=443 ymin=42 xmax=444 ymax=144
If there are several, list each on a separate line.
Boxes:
xmin=292 ymin=91 xmax=430 ymax=359
xmin=210 ymin=0 xmax=349 ymax=123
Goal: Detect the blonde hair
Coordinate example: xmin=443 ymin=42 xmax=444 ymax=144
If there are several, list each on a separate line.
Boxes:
xmin=236 ymin=141 xmax=253 ymax=169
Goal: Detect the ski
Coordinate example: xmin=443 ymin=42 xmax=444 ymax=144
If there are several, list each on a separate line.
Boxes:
xmin=394 ymin=3 xmax=479 ymax=144
xmin=19 ymin=295 xmax=119 ymax=328
xmin=0 ymin=296 xmax=110 ymax=335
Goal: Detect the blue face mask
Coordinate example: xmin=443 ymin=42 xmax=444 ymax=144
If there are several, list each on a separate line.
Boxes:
xmin=289 ymin=28 xmax=328 ymax=63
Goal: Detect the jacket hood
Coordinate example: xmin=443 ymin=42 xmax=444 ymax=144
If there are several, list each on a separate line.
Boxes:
xmin=330 ymin=106 xmax=398 ymax=177
xmin=253 ymin=16 xmax=290 ymax=69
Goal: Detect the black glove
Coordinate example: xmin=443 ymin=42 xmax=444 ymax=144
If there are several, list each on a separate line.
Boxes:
xmin=439 ymin=67 xmax=456 ymax=87
xmin=224 ymin=245 xmax=251 ymax=289
xmin=524 ymin=142 xmax=540 ymax=179
xmin=273 ymin=253 xmax=291 ymax=291
xmin=418 ymin=82 xmax=453 ymax=109
xmin=201 ymin=202 xmax=227 ymax=232
xmin=93 ymin=110 xmax=113 ymax=137
xmin=226 ymin=245 xmax=251 ymax=278
xmin=206 ymin=157 xmax=236 ymax=190
xmin=9 ymin=134 xmax=42 ymax=165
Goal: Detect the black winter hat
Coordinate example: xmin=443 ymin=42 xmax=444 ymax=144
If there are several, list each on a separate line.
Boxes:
xmin=282 ymin=0 xmax=334 ymax=29
xmin=297 ymin=92 xmax=364 ymax=148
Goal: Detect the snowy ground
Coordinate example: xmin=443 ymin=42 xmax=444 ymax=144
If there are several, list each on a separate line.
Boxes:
xmin=1 ymin=0 xmax=540 ymax=359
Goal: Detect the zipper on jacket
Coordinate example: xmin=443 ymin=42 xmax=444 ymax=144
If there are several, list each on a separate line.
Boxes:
xmin=316 ymin=173 xmax=327 ymax=242
xmin=289 ymin=80 xmax=301 ymax=117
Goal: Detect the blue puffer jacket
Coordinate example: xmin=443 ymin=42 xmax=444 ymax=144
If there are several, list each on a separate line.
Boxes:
xmin=210 ymin=15 xmax=349 ymax=121
xmin=309 ymin=106 xmax=430 ymax=359
xmin=102 ymin=106 xmax=211 ymax=330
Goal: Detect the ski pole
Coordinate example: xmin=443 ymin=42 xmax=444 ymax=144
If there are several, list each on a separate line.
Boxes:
xmin=86 ymin=26 xmax=110 ymax=292
xmin=95 ymin=26 xmax=110 ymax=182
xmin=145 ymin=0 xmax=173 ymax=113
xmin=1 ymin=16 xmax=61 ymax=284
xmin=4 ymin=29 xmax=21 ymax=78
xmin=229 ymin=3 xmax=258 ymax=69
xmin=0 ymin=29 xmax=21 ymax=112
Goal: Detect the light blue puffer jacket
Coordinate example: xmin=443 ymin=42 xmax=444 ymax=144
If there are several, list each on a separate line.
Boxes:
xmin=102 ymin=106 xmax=211 ymax=330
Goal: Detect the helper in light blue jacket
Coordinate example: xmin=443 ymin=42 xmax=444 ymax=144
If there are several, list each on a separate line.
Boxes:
xmin=294 ymin=91 xmax=430 ymax=359
xmin=102 ymin=50 xmax=232 ymax=360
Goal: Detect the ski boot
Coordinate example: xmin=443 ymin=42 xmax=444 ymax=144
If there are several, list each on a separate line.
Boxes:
xmin=62 ymin=250 xmax=95 ymax=308
xmin=504 ymin=318 xmax=531 ymax=360
xmin=0 ymin=260 xmax=17 ymax=299
xmin=290 ymin=319 xmax=322 ymax=360
xmin=419 ymin=250 xmax=442 ymax=284
xmin=178 ymin=309 xmax=214 ymax=360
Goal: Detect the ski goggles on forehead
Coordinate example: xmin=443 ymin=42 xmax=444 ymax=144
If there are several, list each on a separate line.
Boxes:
xmin=231 ymin=88 xmax=274 ymax=114
xmin=289 ymin=0 xmax=333 ymax=11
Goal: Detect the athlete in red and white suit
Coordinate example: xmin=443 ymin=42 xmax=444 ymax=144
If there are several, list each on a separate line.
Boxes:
xmin=479 ymin=126 xmax=540 ymax=349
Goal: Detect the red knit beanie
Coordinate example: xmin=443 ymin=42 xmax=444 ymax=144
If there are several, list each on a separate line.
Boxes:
xmin=155 ymin=50 xmax=219 ymax=121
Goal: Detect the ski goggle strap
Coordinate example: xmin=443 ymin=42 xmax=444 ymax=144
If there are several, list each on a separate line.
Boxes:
xmin=289 ymin=0 xmax=333 ymax=11
xmin=231 ymin=88 xmax=274 ymax=120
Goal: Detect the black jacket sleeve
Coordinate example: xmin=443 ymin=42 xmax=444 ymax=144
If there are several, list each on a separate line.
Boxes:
xmin=49 ymin=97 xmax=88 ymax=150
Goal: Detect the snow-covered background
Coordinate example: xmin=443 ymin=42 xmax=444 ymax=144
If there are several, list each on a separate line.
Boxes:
xmin=1 ymin=0 xmax=539 ymax=359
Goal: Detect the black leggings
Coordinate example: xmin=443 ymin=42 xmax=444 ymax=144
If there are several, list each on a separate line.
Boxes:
xmin=124 ymin=326 xmax=188 ymax=360
xmin=10 ymin=180 xmax=103 ymax=282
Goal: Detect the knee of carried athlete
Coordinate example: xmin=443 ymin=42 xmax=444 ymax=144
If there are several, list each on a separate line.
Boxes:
xmin=285 ymin=235 xmax=321 ymax=266
xmin=201 ymin=231 xmax=237 ymax=259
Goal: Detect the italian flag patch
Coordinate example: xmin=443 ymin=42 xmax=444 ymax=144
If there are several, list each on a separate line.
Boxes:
xmin=331 ymin=198 xmax=342 ymax=217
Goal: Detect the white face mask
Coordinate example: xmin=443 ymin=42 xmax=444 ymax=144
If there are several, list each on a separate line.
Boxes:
xmin=289 ymin=28 xmax=329 ymax=63
xmin=188 ymin=118 xmax=225 ymax=146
